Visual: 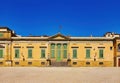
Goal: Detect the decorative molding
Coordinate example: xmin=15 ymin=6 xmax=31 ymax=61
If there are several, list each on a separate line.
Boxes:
xmin=71 ymin=47 xmax=79 ymax=48
xmin=85 ymin=47 xmax=92 ymax=48
xmin=40 ymin=46 xmax=47 ymax=48
xmin=13 ymin=46 xmax=21 ymax=48
xmin=26 ymin=46 xmax=34 ymax=48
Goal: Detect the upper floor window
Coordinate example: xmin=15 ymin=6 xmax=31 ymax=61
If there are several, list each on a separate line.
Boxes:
xmin=118 ymin=44 xmax=120 ymax=51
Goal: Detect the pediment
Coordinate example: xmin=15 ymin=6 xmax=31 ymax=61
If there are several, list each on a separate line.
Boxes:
xmin=48 ymin=33 xmax=70 ymax=40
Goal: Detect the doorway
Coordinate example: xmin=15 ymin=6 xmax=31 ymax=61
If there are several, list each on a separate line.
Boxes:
xmin=50 ymin=43 xmax=67 ymax=62
xmin=118 ymin=59 xmax=120 ymax=67
xmin=56 ymin=44 xmax=61 ymax=61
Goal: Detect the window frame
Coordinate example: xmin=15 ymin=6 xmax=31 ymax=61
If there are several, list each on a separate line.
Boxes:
xmin=0 ymin=33 xmax=3 ymax=37
xmin=118 ymin=44 xmax=120 ymax=51
xmin=72 ymin=48 xmax=77 ymax=59
xmin=51 ymin=44 xmax=55 ymax=58
xmin=63 ymin=44 xmax=67 ymax=59
xmin=86 ymin=49 xmax=91 ymax=59
xmin=99 ymin=49 xmax=104 ymax=58
xmin=14 ymin=48 xmax=20 ymax=58
xmin=41 ymin=48 xmax=46 ymax=58
xmin=28 ymin=48 xmax=32 ymax=58
xmin=0 ymin=48 xmax=4 ymax=58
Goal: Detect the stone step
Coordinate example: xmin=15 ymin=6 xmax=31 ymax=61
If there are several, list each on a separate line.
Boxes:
xmin=50 ymin=62 xmax=68 ymax=67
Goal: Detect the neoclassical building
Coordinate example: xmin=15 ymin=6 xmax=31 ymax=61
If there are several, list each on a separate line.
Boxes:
xmin=0 ymin=27 xmax=120 ymax=67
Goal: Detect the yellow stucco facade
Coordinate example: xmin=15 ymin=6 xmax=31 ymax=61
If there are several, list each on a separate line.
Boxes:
xmin=0 ymin=27 xmax=120 ymax=67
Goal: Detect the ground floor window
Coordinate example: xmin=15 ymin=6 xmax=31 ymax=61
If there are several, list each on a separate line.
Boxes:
xmin=86 ymin=49 xmax=90 ymax=58
xmin=51 ymin=50 xmax=55 ymax=58
xmin=15 ymin=49 xmax=19 ymax=58
xmin=63 ymin=50 xmax=67 ymax=58
xmin=73 ymin=49 xmax=77 ymax=58
xmin=41 ymin=49 xmax=45 ymax=58
xmin=99 ymin=49 xmax=104 ymax=58
xmin=0 ymin=49 xmax=3 ymax=58
xmin=28 ymin=49 xmax=32 ymax=58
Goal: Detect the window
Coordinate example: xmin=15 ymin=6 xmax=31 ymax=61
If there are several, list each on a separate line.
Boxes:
xmin=51 ymin=44 xmax=55 ymax=49
xmin=0 ymin=33 xmax=3 ymax=37
xmin=15 ymin=62 xmax=19 ymax=65
xmin=57 ymin=44 xmax=61 ymax=61
xmin=0 ymin=49 xmax=3 ymax=58
xmin=86 ymin=62 xmax=90 ymax=65
xmin=63 ymin=44 xmax=67 ymax=58
xmin=51 ymin=50 xmax=55 ymax=58
xmin=63 ymin=44 xmax=67 ymax=49
xmin=28 ymin=49 xmax=32 ymax=58
xmin=118 ymin=44 xmax=120 ymax=51
xmin=73 ymin=49 xmax=77 ymax=58
xmin=28 ymin=62 xmax=32 ymax=65
xmin=15 ymin=49 xmax=19 ymax=58
xmin=41 ymin=49 xmax=45 ymax=58
xmin=63 ymin=50 xmax=67 ymax=58
xmin=41 ymin=62 xmax=45 ymax=65
xmin=73 ymin=62 xmax=77 ymax=65
xmin=99 ymin=49 xmax=104 ymax=58
xmin=51 ymin=44 xmax=55 ymax=58
xmin=99 ymin=62 xmax=103 ymax=65
xmin=86 ymin=49 xmax=90 ymax=58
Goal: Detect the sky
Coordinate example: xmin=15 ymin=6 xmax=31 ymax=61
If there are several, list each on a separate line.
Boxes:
xmin=0 ymin=0 xmax=120 ymax=37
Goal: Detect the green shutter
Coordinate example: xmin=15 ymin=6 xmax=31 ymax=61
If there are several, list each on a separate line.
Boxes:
xmin=57 ymin=44 xmax=61 ymax=49
xmin=51 ymin=44 xmax=55 ymax=58
xmin=57 ymin=44 xmax=61 ymax=61
xmin=63 ymin=50 xmax=67 ymax=58
xmin=0 ymin=33 xmax=3 ymax=37
xmin=73 ymin=49 xmax=77 ymax=58
xmin=51 ymin=44 xmax=55 ymax=49
xmin=28 ymin=49 xmax=32 ymax=58
xmin=57 ymin=49 xmax=61 ymax=61
xmin=41 ymin=49 xmax=45 ymax=58
xmin=86 ymin=49 xmax=90 ymax=58
xmin=63 ymin=44 xmax=67 ymax=49
xmin=51 ymin=50 xmax=55 ymax=58
xmin=15 ymin=49 xmax=19 ymax=58
xmin=99 ymin=49 xmax=103 ymax=58
xmin=0 ymin=49 xmax=3 ymax=58
xmin=63 ymin=44 xmax=67 ymax=58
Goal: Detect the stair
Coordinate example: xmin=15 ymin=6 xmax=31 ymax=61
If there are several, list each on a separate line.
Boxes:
xmin=50 ymin=61 xmax=68 ymax=67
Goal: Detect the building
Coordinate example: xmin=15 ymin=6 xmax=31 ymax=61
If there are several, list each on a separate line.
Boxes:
xmin=0 ymin=27 xmax=120 ymax=67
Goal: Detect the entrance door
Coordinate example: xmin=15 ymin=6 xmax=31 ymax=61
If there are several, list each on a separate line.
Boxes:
xmin=118 ymin=59 xmax=120 ymax=67
xmin=50 ymin=43 xmax=67 ymax=62
xmin=56 ymin=44 xmax=61 ymax=61
xmin=57 ymin=49 xmax=61 ymax=61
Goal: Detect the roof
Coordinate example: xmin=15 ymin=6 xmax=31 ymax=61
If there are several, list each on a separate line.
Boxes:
xmin=11 ymin=33 xmax=114 ymax=41
xmin=0 ymin=27 xmax=12 ymax=31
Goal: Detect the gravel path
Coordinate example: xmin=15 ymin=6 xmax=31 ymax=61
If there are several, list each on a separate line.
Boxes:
xmin=0 ymin=67 xmax=120 ymax=83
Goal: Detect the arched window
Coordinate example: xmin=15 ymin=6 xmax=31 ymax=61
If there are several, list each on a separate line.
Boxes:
xmin=118 ymin=44 xmax=120 ymax=51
